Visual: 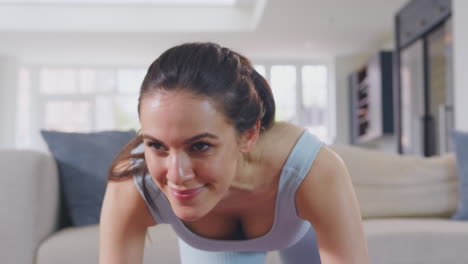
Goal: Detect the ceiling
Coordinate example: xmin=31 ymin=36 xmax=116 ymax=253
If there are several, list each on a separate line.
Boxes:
xmin=0 ymin=0 xmax=410 ymax=61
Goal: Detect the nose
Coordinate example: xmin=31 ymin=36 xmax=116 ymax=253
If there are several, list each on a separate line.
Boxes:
xmin=166 ymin=151 xmax=195 ymax=185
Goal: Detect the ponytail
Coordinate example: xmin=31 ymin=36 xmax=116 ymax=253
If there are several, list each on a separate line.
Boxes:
xmin=235 ymin=52 xmax=276 ymax=131
xmin=250 ymin=70 xmax=275 ymax=131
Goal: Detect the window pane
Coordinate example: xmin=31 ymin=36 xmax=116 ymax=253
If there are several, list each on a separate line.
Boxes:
xmin=302 ymin=65 xmax=327 ymax=108
xmin=80 ymin=69 xmax=117 ymax=94
xmin=79 ymin=69 xmax=97 ymax=94
xmin=96 ymin=69 xmax=116 ymax=93
xmin=40 ymin=69 xmax=78 ymax=94
xmin=302 ymin=65 xmax=328 ymax=142
xmin=117 ymin=69 xmax=146 ymax=94
xmin=44 ymin=101 xmax=91 ymax=132
xmin=96 ymin=95 xmax=139 ymax=131
xmin=270 ymin=65 xmax=296 ymax=122
xmin=114 ymin=95 xmax=140 ymax=130
xmin=254 ymin=65 xmax=266 ymax=78
xmin=16 ymin=68 xmax=31 ymax=148
xmin=95 ymin=96 xmax=115 ymax=131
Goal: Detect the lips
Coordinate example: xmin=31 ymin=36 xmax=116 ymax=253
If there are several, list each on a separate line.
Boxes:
xmin=169 ymin=185 xmax=206 ymax=201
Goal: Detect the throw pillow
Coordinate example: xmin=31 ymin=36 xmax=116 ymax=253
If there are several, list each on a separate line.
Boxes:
xmin=41 ymin=130 xmax=136 ymax=227
xmin=331 ymin=144 xmax=458 ymax=219
xmin=452 ymin=130 xmax=468 ymax=220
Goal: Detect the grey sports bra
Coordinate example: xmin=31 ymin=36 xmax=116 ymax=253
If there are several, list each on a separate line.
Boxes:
xmin=133 ymin=130 xmax=324 ymax=252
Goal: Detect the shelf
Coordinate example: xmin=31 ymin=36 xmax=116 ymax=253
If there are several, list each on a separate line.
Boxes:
xmin=349 ymin=51 xmax=394 ymax=145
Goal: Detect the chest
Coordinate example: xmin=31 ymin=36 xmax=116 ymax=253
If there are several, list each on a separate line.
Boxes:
xmin=183 ymin=195 xmax=277 ymax=240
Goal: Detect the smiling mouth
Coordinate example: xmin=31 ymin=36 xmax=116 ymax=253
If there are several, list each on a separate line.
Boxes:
xmin=167 ymin=181 xmax=205 ymax=191
xmin=169 ymin=185 xmax=206 ymax=201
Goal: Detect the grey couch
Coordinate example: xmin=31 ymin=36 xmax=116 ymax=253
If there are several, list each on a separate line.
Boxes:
xmin=1 ymin=145 xmax=468 ymax=264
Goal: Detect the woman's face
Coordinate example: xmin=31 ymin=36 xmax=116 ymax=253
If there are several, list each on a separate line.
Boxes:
xmin=139 ymin=91 xmax=245 ymax=221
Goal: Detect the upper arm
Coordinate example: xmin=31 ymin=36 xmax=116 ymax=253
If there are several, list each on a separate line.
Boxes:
xmin=296 ymin=146 xmax=369 ymax=264
xmin=99 ymin=176 xmax=157 ymax=264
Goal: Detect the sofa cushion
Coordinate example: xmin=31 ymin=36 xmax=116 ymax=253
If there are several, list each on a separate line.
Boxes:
xmin=41 ymin=130 xmax=136 ymax=227
xmin=331 ymin=144 xmax=458 ymax=219
xmin=36 ymin=225 xmax=282 ymax=264
xmin=452 ymin=130 xmax=468 ymax=220
xmin=365 ymin=218 xmax=468 ymax=264
xmin=36 ymin=220 xmax=468 ymax=264
xmin=36 ymin=225 xmax=184 ymax=264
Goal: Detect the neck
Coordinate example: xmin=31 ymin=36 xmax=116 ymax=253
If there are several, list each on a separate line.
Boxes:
xmin=230 ymin=152 xmax=257 ymax=191
xmin=211 ymin=153 xmax=264 ymax=215
xmin=229 ymin=127 xmax=273 ymax=192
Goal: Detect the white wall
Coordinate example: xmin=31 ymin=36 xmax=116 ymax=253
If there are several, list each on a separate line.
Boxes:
xmin=0 ymin=56 xmax=18 ymax=149
xmin=454 ymin=0 xmax=468 ymax=131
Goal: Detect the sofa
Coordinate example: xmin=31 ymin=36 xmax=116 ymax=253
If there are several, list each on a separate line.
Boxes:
xmin=1 ymin=143 xmax=468 ymax=264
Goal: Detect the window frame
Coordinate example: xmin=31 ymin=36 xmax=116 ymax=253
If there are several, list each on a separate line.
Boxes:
xmin=17 ymin=60 xmax=334 ymax=150
xmin=253 ymin=59 xmax=334 ymax=143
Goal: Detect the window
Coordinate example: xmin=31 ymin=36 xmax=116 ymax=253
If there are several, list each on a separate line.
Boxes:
xmin=254 ymin=63 xmax=330 ymax=142
xmin=17 ymin=62 xmax=331 ymax=150
xmin=270 ymin=65 xmax=297 ymax=122
xmin=16 ymin=66 xmax=145 ymax=150
xmin=302 ymin=65 xmax=328 ymax=142
xmin=16 ymin=69 xmax=32 ymax=149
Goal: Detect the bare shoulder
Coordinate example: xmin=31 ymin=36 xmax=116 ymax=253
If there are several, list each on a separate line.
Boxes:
xmin=257 ymin=122 xmax=304 ymax=161
xmin=103 ymin=176 xmax=157 ymax=227
xmin=293 ymin=146 xmax=369 ymax=263
xmin=306 ymin=144 xmax=346 ymax=179
xmin=295 ymin=145 xmax=352 ymax=219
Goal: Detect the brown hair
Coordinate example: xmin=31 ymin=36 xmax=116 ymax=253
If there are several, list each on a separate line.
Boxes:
xmin=108 ymin=42 xmax=275 ymax=185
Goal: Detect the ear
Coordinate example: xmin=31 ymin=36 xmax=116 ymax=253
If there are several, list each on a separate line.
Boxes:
xmin=239 ymin=120 xmax=261 ymax=153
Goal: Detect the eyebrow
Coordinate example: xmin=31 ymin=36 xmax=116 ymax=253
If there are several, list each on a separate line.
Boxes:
xmin=142 ymin=133 xmax=219 ymax=145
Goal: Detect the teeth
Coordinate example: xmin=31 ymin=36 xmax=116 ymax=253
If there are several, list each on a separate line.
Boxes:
xmin=167 ymin=181 xmax=204 ymax=190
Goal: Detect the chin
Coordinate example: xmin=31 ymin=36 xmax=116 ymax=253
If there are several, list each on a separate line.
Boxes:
xmin=167 ymin=187 xmax=220 ymax=222
xmin=173 ymin=206 xmax=206 ymax=222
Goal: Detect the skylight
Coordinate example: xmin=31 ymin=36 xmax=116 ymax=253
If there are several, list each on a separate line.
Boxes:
xmin=0 ymin=0 xmax=237 ymax=6
xmin=0 ymin=0 xmax=265 ymax=32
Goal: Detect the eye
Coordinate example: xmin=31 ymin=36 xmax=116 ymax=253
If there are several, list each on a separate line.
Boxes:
xmin=147 ymin=141 xmax=167 ymax=151
xmin=190 ymin=142 xmax=211 ymax=152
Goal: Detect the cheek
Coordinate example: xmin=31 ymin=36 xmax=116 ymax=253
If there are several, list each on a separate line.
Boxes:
xmin=144 ymin=153 xmax=166 ymax=181
xmin=200 ymin=150 xmax=238 ymax=182
xmin=181 ymin=151 xmax=237 ymax=187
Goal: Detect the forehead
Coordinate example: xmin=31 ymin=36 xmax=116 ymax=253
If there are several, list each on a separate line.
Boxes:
xmin=141 ymin=90 xmax=213 ymax=113
xmin=139 ymin=91 xmax=233 ymax=138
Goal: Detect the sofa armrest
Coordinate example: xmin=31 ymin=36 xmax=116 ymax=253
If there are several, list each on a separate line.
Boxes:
xmin=0 ymin=149 xmax=60 ymax=264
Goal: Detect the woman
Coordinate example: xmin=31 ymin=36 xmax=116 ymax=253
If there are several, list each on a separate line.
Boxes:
xmin=99 ymin=42 xmax=368 ymax=264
